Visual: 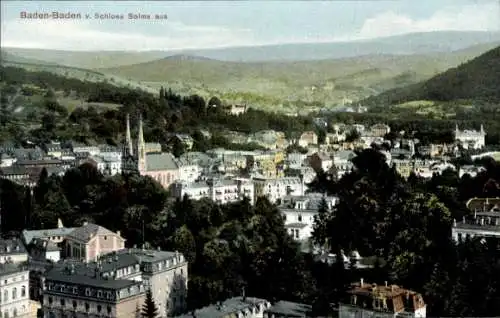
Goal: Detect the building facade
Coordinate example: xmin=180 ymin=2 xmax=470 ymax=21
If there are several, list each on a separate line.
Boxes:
xmin=339 ymin=279 xmax=426 ymax=318
xmin=454 ymin=124 xmax=486 ymax=149
xmin=0 ymin=264 xmax=30 ymax=318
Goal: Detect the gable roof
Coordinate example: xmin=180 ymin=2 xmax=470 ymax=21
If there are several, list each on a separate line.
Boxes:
xmin=145 ymin=152 xmax=178 ymax=171
xmin=67 ymin=223 xmax=121 ymax=242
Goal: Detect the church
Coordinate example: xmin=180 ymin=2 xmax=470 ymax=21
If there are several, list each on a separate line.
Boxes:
xmin=122 ymin=114 xmax=179 ymax=189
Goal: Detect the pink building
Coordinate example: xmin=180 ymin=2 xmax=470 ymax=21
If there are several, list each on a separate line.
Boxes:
xmin=64 ymin=222 xmax=125 ymax=262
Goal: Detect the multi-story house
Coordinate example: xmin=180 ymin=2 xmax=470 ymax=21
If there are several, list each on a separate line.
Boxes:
xmin=64 ymin=222 xmax=125 ymax=262
xmin=285 ymin=152 xmax=307 ymax=169
xmin=43 ymin=264 xmax=145 ymax=318
xmin=176 ymin=158 xmax=201 ymax=183
xmin=42 ymin=142 xmax=63 ymax=159
xmin=298 ymin=131 xmax=318 ymax=148
xmin=285 ymin=166 xmax=316 ymax=184
xmin=369 ymin=124 xmax=391 ymax=138
xmin=253 ymin=176 xmax=304 ymax=204
xmin=0 ymin=239 xmax=28 ymax=264
xmin=279 ymin=193 xmax=338 ymax=241
xmin=0 ymin=263 xmax=30 ymax=318
xmin=175 ymin=296 xmax=270 ymax=318
xmin=89 ymin=155 xmax=122 ymax=176
xmin=452 ymin=197 xmax=500 ymax=242
xmin=339 ymin=279 xmax=426 ymax=318
xmin=172 ymin=178 xmax=254 ymax=205
xmin=333 ymin=150 xmax=356 ymax=179
xmin=454 ymin=124 xmax=486 ymax=150
xmin=308 ymin=152 xmax=333 ymax=173
xmin=246 ymin=152 xmax=279 ymax=178
xmin=71 ymin=143 xmax=100 ymax=156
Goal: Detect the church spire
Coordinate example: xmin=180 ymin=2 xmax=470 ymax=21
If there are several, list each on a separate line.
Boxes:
xmin=137 ymin=113 xmax=147 ymax=172
xmin=126 ymin=113 xmax=133 ymax=156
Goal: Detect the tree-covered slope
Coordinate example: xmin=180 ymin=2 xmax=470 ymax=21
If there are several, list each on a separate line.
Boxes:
xmin=362 ymin=46 xmax=500 ymax=106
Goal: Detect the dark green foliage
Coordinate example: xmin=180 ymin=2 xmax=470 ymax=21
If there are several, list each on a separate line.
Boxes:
xmin=362 ymin=46 xmax=500 ymax=105
xmin=310 ymin=148 xmax=500 ymax=317
xmin=141 ymin=290 xmax=158 ymax=318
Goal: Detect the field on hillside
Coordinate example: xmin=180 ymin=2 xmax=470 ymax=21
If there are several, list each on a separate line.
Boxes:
xmin=2 ymin=42 xmax=497 ymax=113
xmin=98 ymin=47 xmax=495 ymax=112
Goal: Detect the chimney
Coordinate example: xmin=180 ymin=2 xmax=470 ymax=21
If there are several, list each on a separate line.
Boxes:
xmin=463 ymin=216 xmax=466 ymax=223
xmin=385 ymin=281 xmax=388 ymax=287
xmin=360 ymin=278 xmax=364 ymax=286
xmin=83 ymin=221 xmax=88 ymax=226
xmin=116 ymin=231 xmax=121 ymax=237
xmin=157 ymin=246 xmax=161 ymax=251
xmin=453 ymin=219 xmax=457 ymax=227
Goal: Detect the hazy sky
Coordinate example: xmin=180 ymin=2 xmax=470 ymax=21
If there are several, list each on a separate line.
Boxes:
xmin=1 ymin=0 xmax=499 ymax=51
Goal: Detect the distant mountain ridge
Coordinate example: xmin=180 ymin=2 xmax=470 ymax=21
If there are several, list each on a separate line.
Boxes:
xmin=2 ymin=30 xmax=500 ymax=68
xmin=361 ymin=46 xmax=500 ymax=105
xmin=163 ymin=54 xmax=216 ymax=61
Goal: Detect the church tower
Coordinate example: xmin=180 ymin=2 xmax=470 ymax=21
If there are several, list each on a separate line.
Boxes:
xmin=125 ymin=113 xmax=134 ymax=156
xmin=137 ymin=114 xmax=147 ymax=172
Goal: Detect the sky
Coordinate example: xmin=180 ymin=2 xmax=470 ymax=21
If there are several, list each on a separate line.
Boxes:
xmin=1 ymin=0 xmax=499 ymax=51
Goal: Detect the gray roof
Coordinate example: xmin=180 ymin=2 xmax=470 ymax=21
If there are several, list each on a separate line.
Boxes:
xmin=67 ymin=223 xmax=120 ymax=242
xmin=22 ymin=228 xmax=76 ymax=245
xmin=45 ymin=267 xmax=140 ymax=290
xmin=264 ymin=301 xmax=313 ymax=317
xmin=145 ymin=152 xmax=178 ymax=171
xmin=175 ymin=296 xmax=269 ymax=318
xmin=0 ymin=238 xmax=27 ymax=255
xmin=0 ymin=263 xmax=28 ymax=276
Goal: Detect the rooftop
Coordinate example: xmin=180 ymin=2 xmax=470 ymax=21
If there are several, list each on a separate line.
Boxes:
xmin=45 ymin=266 xmax=140 ymax=290
xmin=264 ymin=301 xmax=313 ymax=317
xmin=0 ymin=238 xmax=27 ymax=255
xmin=0 ymin=263 xmax=28 ymax=276
xmin=175 ymin=296 xmax=269 ymax=318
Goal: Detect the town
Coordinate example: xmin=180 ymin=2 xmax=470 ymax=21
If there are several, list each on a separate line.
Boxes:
xmin=0 ymin=94 xmax=499 ymax=317
xmin=2 ymin=1 xmax=500 ymax=316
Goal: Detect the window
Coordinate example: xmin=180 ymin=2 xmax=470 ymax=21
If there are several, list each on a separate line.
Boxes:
xmin=97 ymin=305 xmax=102 ymax=313
xmin=12 ymin=287 xmax=17 ymax=300
xmin=97 ymin=291 xmax=103 ymax=298
xmin=3 ymin=291 xmax=7 ymax=302
xmin=13 ymin=309 xmax=17 ymax=317
xmin=297 ymin=214 xmax=302 ymax=222
xmin=48 ymin=297 xmax=53 ymax=304
xmin=60 ymin=299 xmax=65 ymax=307
xmin=21 ymin=286 xmax=26 ymax=297
xmin=85 ymin=288 xmax=91 ymax=296
xmin=73 ymin=301 xmax=77 ymax=309
xmin=104 ymin=236 xmax=107 ymax=240
xmin=85 ymin=303 xmax=89 ymax=312
xmin=107 ymin=306 xmax=112 ymax=314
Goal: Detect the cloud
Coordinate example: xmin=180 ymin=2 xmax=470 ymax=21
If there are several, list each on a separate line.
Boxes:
xmin=0 ymin=18 xmax=256 ymax=51
xmin=356 ymin=3 xmax=500 ymax=39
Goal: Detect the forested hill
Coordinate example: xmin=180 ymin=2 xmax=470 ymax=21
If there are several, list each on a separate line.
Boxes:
xmin=361 ymin=46 xmax=500 ymax=106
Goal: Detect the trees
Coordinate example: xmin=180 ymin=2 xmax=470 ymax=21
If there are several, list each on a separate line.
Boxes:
xmin=141 ymin=290 xmax=159 ymax=318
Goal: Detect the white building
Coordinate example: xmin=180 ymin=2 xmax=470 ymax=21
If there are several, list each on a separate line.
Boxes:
xmin=0 ymin=239 xmax=28 ymax=264
xmin=91 ymin=155 xmax=122 ymax=175
xmin=174 ymin=296 xmax=270 ymax=318
xmin=454 ymin=124 xmax=486 ymax=149
xmin=176 ymin=158 xmax=201 ymax=183
xmin=451 ymin=198 xmax=500 ymax=242
xmin=279 ymin=193 xmax=338 ymax=241
xmin=172 ymin=178 xmax=255 ymax=205
xmin=253 ymin=176 xmax=305 ymax=204
xmin=0 ymin=264 xmax=30 ymax=318
xmin=339 ymin=279 xmax=426 ymax=318
xmin=459 ymin=165 xmax=486 ymax=178
xmin=333 ymin=150 xmax=357 ymax=179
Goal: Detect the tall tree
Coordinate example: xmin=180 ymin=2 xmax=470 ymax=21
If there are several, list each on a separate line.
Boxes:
xmin=141 ymin=289 xmax=159 ymax=318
